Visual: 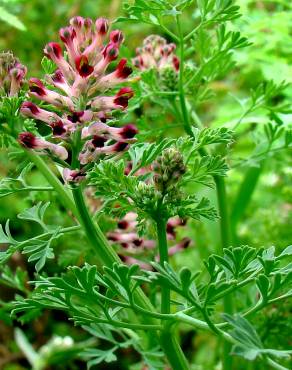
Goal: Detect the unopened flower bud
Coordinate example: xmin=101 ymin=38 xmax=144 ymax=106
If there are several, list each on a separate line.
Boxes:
xmin=152 ymin=148 xmax=185 ymax=193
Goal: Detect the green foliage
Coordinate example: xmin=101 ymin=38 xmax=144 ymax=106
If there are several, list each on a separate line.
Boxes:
xmin=0 ymin=202 xmax=77 ymax=271
xmin=0 ymin=0 xmax=291 ymax=369
xmin=224 ymin=314 xmax=292 ymax=361
xmin=0 ymin=4 xmax=26 ymax=31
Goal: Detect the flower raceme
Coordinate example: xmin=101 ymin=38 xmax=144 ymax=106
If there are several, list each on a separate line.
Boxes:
xmin=132 ymin=35 xmax=179 ymax=91
xmin=108 ymin=212 xmax=191 ymax=270
xmin=18 ymin=16 xmax=137 ymax=178
xmin=132 ymin=35 xmax=179 ymax=72
xmin=0 ymin=51 xmax=27 ymax=97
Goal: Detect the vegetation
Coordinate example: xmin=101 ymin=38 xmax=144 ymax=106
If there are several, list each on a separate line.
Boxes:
xmin=0 ymin=1 xmax=291 ymax=369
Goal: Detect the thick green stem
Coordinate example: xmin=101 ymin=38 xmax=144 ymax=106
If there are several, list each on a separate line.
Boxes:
xmin=177 ymin=16 xmax=193 ymax=137
xmin=231 ymin=163 xmax=264 ymax=243
xmin=176 ymin=14 xmax=233 ymax=369
xmin=72 ymin=185 xmax=121 ymax=267
xmin=160 ymin=327 xmax=190 ymax=370
xmin=214 ymin=176 xmax=233 ymax=370
xmin=156 ymin=217 xmax=170 ymax=314
xmin=26 ymin=151 xmax=78 ymax=217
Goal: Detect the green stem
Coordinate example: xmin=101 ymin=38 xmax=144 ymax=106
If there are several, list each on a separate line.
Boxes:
xmin=176 ymin=14 xmax=234 ymax=369
xmin=160 ymin=326 xmax=190 ymax=370
xmin=26 ymin=151 xmax=78 ymax=218
xmin=214 ymin=175 xmax=234 ymax=370
xmin=176 ymin=16 xmax=193 ymax=137
xmin=72 ymin=185 xmax=121 ymax=267
xmin=231 ymin=163 xmax=264 ymax=243
xmin=156 ymin=217 xmax=170 ymax=314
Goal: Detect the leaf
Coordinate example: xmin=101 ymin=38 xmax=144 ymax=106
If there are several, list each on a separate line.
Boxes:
xmin=178 ymin=197 xmax=218 ymax=221
xmin=82 ymin=348 xmax=118 ymax=368
xmin=0 ymin=221 xmax=14 ymax=244
xmin=128 ymin=139 xmax=175 ymax=174
xmin=256 ymin=274 xmax=270 ymax=301
xmin=41 ymin=56 xmax=56 ymax=74
xmin=278 ymin=245 xmax=292 ymax=259
xmin=0 ymin=6 xmax=26 ymax=30
xmin=0 ymin=163 xmax=34 ymax=198
xmin=18 ymin=202 xmax=50 ymax=230
xmin=224 ymin=314 xmax=292 ymax=361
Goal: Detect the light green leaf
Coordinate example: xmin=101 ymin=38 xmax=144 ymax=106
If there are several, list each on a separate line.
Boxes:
xmin=0 ymin=6 xmax=26 ymax=31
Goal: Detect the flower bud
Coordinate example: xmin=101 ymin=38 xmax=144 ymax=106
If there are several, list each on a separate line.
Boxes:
xmin=152 ymin=148 xmax=186 ymax=193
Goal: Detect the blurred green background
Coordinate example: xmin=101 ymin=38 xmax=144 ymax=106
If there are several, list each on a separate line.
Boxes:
xmin=0 ymin=0 xmax=291 ymax=369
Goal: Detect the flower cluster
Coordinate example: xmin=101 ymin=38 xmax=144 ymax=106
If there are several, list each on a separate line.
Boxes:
xmin=18 ymin=17 xmax=137 ymax=180
xmin=108 ymin=212 xmax=191 ymax=270
xmin=132 ymin=35 xmax=179 ymax=72
xmin=0 ymin=51 xmax=27 ymax=97
xmin=153 ymin=147 xmax=186 ymax=194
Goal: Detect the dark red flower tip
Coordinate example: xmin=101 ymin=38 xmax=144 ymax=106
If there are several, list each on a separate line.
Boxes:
xmin=161 ymin=45 xmax=173 ymax=57
xmin=118 ymin=253 xmax=127 ymax=261
xmin=92 ymin=135 xmax=107 ymax=148
xmin=70 ymin=16 xmax=85 ymax=28
xmin=166 ymin=223 xmax=176 ymax=236
xmin=116 ymin=58 xmax=132 ymax=79
xmin=110 ymin=30 xmax=124 ymax=45
xmin=120 ymin=124 xmax=138 ymax=139
xmin=67 ymin=111 xmax=84 ymax=123
xmin=108 ymin=234 xmax=118 ymax=242
xmin=144 ymin=44 xmax=153 ymax=53
xmin=75 ymin=55 xmax=94 ymax=78
xmin=181 ymin=238 xmax=191 ymax=249
xmin=21 ymin=101 xmax=40 ymax=115
xmin=173 ymin=56 xmax=180 ymax=71
xmin=133 ymin=238 xmax=143 ymax=247
xmin=96 ymin=18 xmax=108 ymax=35
xmin=52 ymin=70 xmax=65 ymax=83
xmin=114 ymin=141 xmax=129 ymax=152
xmin=59 ymin=26 xmax=76 ymax=43
xmin=103 ymin=43 xmax=119 ymax=62
xmin=97 ymin=111 xmax=108 ymax=123
xmin=44 ymin=42 xmax=62 ymax=59
xmin=50 ymin=120 xmax=66 ymax=136
xmin=29 ymin=78 xmax=47 ymax=96
xmin=114 ymin=87 xmax=134 ymax=109
xmin=18 ymin=132 xmax=37 ymax=149
xmin=84 ymin=18 xmax=93 ymax=29
xmin=117 ymin=220 xmax=129 ymax=229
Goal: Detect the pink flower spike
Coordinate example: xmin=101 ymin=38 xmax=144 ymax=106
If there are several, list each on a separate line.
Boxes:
xmin=50 ymin=70 xmax=73 ymax=96
xmin=173 ymin=56 xmax=180 ymax=71
xmin=168 ymin=238 xmax=191 ymax=256
xmin=110 ymin=30 xmax=124 ymax=45
xmin=94 ymin=43 xmax=119 ymax=74
xmin=70 ymin=16 xmax=86 ymax=44
xmin=91 ymin=87 xmax=134 ymax=111
xmin=20 ymin=101 xmax=60 ymax=124
xmin=96 ymin=58 xmax=132 ymax=90
xmin=29 ymin=78 xmax=74 ymax=110
xmin=18 ymin=132 xmax=68 ymax=160
xmin=50 ymin=120 xmax=67 ymax=137
xmin=79 ymin=139 xmax=128 ymax=164
xmin=120 ymin=255 xmax=152 ymax=271
xmin=113 ymin=87 xmax=134 ymax=109
xmin=96 ymin=18 xmax=109 ymax=35
xmin=44 ymin=42 xmax=74 ymax=81
xmin=9 ymin=65 xmax=27 ymax=96
xmin=75 ymin=55 xmax=94 ymax=78
xmin=82 ymin=18 xmax=108 ymax=61
xmin=59 ymin=26 xmax=79 ymax=65
xmin=63 ymin=168 xmax=86 ymax=183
